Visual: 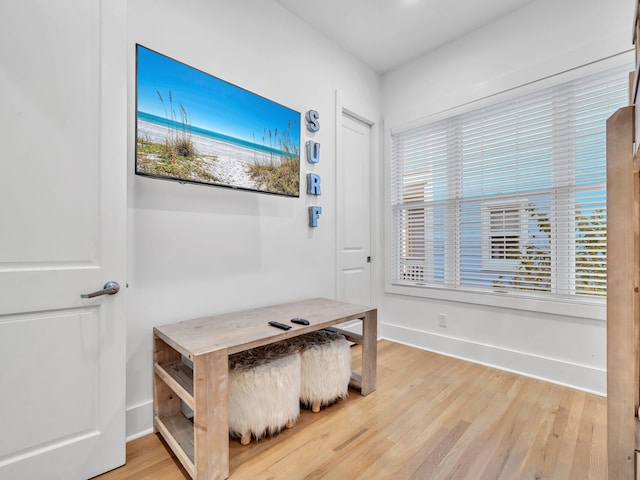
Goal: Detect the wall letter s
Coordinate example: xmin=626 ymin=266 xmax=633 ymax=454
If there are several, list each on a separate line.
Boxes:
xmin=305 ymin=110 xmax=320 ymax=133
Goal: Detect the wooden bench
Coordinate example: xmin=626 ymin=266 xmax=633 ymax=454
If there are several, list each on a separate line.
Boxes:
xmin=153 ymin=297 xmax=377 ymax=480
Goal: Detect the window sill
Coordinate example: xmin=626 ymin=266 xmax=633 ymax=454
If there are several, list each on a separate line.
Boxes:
xmin=385 ymin=282 xmax=605 ymax=321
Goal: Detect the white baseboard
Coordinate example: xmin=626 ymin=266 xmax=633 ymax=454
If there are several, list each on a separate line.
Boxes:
xmin=125 ymin=400 xmax=154 ymax=442
xmin=381 ymin=322 xmax=606 ymax=396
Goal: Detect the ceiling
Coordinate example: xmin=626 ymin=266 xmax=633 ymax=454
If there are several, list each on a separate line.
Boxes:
xmin=274 ymin=0 xmax=536 ymax=73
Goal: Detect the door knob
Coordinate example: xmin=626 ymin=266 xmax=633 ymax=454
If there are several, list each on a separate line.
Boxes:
xmin=81 ymin=281 xmax=120 ymax=298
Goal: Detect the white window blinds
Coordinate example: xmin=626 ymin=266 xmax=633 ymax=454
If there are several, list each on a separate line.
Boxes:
xmin=390 ymin=65 xmax=629 ymax=300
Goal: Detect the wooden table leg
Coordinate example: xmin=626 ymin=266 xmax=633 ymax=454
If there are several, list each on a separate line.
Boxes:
xmin=194 ymin=349 xmax=229 ymax=480
xmin=360 ymin=309 xmax=377 ymax=395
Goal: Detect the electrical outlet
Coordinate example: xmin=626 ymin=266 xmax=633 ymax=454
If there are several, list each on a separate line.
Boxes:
xmin=438 ymin=313 xmax=448 ymax=327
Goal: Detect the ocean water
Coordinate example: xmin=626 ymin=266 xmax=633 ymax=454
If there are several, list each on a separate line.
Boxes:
xmin=137 ymin=111 xmax=289 ymax=157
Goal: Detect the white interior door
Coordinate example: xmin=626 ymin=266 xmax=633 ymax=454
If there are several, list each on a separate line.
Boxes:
xmin=0 ymin=1 xmax=127 ymax=479
xmin=336 ymin=110 xmax=373 ymax=306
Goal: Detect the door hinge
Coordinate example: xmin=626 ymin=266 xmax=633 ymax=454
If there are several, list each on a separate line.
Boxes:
xmin=367 ymin=256 xmax=372 ymax=263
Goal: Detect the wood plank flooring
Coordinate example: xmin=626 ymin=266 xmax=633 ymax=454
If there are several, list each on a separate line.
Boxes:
xmin=96 ymin=340 xmax=607 ymax=479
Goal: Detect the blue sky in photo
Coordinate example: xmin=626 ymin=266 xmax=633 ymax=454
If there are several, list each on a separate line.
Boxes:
xmin=136 ymin=45 xmax=300 ymax=148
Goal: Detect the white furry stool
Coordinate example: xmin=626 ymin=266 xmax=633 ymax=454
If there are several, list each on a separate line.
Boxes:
xmin=294 ymin=330 xmax=352 ymax=413
xmin=228 ymin=342 xmax=300 ymax=445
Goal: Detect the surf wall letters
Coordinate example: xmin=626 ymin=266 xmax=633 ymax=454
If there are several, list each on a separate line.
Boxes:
xmin=305 ymin=110 xmax=322 ymax=228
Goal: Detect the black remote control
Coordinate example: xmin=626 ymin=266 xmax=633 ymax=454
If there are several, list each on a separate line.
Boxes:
xmin=291 ymin=318 xmax=310 ymax=325
xmin=268 ymin=321 xmax=291 ymax=330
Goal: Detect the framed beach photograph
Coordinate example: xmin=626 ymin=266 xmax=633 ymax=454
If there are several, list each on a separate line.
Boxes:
xmin=135 ymin=45 xmax=301 ymax=197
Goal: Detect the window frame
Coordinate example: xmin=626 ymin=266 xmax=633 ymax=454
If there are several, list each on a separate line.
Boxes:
xmin=482 ymin=201 xmax=527 ymax=271
xmin=384 ymin=57 xmax=632 ymax=321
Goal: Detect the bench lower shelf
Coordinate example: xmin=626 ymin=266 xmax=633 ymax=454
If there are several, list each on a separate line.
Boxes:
xmin=155 ymin=413 xmax=195 ymax=477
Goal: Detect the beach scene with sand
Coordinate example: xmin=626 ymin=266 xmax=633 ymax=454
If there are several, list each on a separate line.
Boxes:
xmin=135 ymin=45 xmax=300 ymax=196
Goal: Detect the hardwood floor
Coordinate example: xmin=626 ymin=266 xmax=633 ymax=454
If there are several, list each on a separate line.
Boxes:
xmin=97 ymin=340 xmax=606 ymax=479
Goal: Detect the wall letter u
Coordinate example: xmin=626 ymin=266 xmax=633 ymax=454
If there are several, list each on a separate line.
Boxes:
xmin=306 ymin=141 xmax=320 ymax=164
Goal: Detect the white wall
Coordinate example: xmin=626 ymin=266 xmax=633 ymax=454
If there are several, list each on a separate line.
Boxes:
xmin=126 ymin=0 xmax=381 ymax=439
xmin=380 ymin=0 xmax=634 ymax=396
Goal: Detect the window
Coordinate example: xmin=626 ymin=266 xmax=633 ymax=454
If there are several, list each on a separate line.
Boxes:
xmin=487 ymin=204 xmax=522 ymax=263
xmin=390 ymin=65 xmax=629 ymax=301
